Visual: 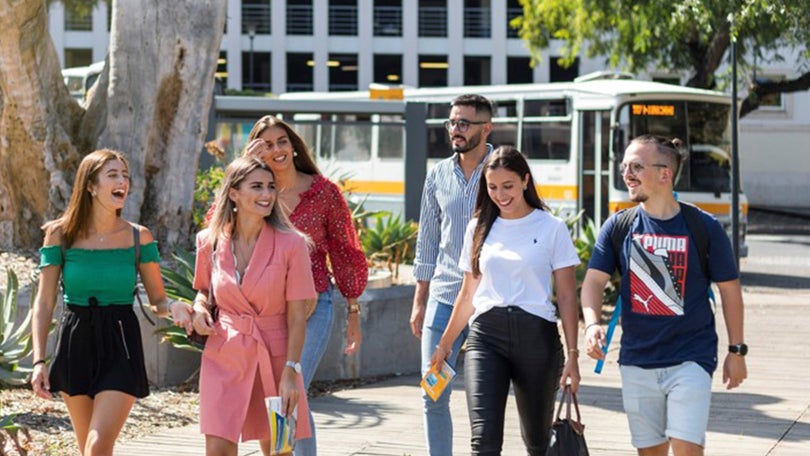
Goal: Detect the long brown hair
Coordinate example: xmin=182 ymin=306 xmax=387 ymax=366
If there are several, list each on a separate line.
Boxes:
xmin=42 ymin=149 xmax=130 ymax=247
xmin=206 ymin=157 xmax=303 ymax=247
xmin=470 ymin=146 xmax=549 ymax=276
xmin=244 ymin=115 xmax=320 ymax=175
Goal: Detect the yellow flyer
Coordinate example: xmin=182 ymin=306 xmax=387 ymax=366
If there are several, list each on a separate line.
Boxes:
xmin=421 ymin=360 xmax=457 ymax=402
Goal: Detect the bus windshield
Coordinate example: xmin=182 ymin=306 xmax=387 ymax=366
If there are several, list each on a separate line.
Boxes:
xmin=615 ymin=100 xmax=733 ymax=194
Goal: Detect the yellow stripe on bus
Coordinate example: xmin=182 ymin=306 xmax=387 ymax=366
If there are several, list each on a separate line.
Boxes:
xmin=609 ymin=201 xmax=749 ymax=216
xmin=340 ymin=180 xmax=577 ymax=199
xmin=340 ymin=180 xmax=405 ymax=195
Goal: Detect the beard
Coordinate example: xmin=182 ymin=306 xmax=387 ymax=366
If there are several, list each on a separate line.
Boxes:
xmin=451 ymin=131 xmax=483 ymax=154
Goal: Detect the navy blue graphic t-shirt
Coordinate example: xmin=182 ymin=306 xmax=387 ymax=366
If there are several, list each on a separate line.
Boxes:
xmin=588 ymin=207 xmax=738 ymax=374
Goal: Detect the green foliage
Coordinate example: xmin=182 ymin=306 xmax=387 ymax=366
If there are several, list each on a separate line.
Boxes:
xmin=0 ymin=269 xmax=35 ymax=387
xmin=513 ymin=0 xmax=810 ymax=95
xmin=360 ymin=214 xmax=419 ymax=279
xmin=157 ymin=249 xmax=202 ymax=352
xmin=192 ymin=143 xmax=227 ymax=230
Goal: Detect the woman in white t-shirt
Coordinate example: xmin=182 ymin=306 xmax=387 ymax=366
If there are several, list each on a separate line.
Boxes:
xmin=430 ymin=146 xmax=581 ymax=455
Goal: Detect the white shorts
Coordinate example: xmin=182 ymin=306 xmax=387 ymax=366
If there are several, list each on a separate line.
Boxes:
xmin=620 ymin=361 xmax=712 ymax=449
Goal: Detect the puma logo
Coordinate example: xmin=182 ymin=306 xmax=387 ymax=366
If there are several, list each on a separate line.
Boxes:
xmin=633 ymin=293 xmax=653 ymax=313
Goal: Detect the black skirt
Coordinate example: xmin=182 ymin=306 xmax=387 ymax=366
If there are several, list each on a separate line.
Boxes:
xmin=49 ymin=304 xmax=150 ymax=399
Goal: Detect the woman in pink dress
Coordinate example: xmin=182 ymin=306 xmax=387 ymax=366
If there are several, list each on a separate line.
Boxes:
xmin=192 ymin=157 xmax=317 ymax=455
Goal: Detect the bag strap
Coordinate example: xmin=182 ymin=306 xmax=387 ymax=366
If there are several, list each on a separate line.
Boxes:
xmin=207 ymin=239 xmax=218 ymax=309
xmin=131 ymin=225 xmax=156 ymax=326
xmin=609 ymin=206 xmax=638 ymax=273
xmin=554 ymin=385 xmax=585 ymax=434
xmin=678 ymin=201 xmax=710 ymax=278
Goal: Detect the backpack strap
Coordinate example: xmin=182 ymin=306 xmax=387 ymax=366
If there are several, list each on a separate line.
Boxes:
xmin=678 ymin=202 xmax=710 ymax=278
xmin=131 ymin=224 xmax=156 ymax=326
xmin=609 ymin=206 xmax=639 ymax=273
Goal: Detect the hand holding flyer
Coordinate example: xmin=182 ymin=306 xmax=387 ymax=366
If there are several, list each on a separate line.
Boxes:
xmin=266 ymin=396 xmax=297 ymax=455
xmin=421 ymin=360 xmax=457 ymax=402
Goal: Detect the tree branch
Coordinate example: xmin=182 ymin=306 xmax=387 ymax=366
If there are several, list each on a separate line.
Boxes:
xmin=687 ymin=22 xmax=730 ymax=89
xmin=740 ymin=71 xmax=810 ymax=117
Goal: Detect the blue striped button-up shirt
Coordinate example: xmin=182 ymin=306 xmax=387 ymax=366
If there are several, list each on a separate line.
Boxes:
xmin=413 ymin=144 xmax=493 ymax=305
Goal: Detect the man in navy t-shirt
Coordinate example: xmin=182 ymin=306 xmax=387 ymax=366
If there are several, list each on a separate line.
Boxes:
xmin=581 ymin=134 xmax=747 ymax=456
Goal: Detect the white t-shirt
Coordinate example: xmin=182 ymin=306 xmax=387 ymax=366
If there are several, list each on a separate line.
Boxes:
xmin=459 ymin=209 xmax=581 ymax=324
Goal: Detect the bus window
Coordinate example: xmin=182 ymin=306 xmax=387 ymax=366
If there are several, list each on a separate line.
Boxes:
xmin=378 ymin=115 xmax=405 ymax=159
xmin=522 ymin=122 xmax=571 ymax=160
xmin=318 ymin=115 xmax=372 ymax=161
xmin=524 ymin=99 xmax=568 ymax=117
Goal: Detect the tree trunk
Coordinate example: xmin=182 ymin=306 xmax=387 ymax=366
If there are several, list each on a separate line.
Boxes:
xmin=0 ymin=0 xmax=226 ymax=250
xmin=96 ymin=0 xmax=226 ymax=248
xmin=0 ymin=0 xmax=85 ymax=249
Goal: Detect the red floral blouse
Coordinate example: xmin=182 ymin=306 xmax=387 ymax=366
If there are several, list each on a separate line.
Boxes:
xmin=289 ymin=174 xmax=368 ymax=298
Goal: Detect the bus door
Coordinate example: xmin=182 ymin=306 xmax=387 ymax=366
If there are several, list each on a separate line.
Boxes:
xmin=578 ymin=110 xmax=611 ymax=227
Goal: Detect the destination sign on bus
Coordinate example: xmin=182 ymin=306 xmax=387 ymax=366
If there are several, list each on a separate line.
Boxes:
xmin=632 ymin=103 xmax=676 ymax=117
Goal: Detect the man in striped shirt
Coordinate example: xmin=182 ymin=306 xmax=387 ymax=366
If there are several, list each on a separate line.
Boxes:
xmin=410 ymin=94 xmax=494 ymax=456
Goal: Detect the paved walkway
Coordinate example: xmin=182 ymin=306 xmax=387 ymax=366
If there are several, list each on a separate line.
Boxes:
xmin=117 ymin=237 xmax=810 ymax=455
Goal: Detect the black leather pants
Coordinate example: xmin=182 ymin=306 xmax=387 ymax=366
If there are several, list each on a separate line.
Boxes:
xmin=464 ymin=306 xmax=563 ymax=456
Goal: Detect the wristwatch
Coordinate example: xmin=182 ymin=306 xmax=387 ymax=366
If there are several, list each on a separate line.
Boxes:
xmin=728 ymin=343 xmax=748 ymax=356
xmin=285 ymin=360 xmax=302 ymax=374
xmin=347 ymin=302 xmax=361 ymax=314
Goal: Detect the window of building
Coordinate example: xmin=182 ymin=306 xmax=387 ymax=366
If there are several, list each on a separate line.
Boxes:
xmin=464 ymin=0 xmax=491 ymax=38
xmin=286 ymin=53 xmax=313 ymax=92
xmin=287 ymin=0 xmax=313 ymax=35
xmin=242 ymin=0 xmax=271 ymax=35
xmin=374 ymin=54 xmax=403 ymax=84
xmin=419 ymin=0 xmax=447 ymax=37
xmin=215 ymin=51 xmax=228 ymax=92
xmin=330 ymin=0 xmax=358 ymax=36
xmin=329 ymin=53 xmax=358 ymax=91
xmin=64 ymin=48 xmax=92 ymax=68
xmin=549 ymin=56 xmax=579 ymax=82
xmin=507 ymin=0 xmax=521 ymax=38
xmin=464 ymin=56 xmax=491 ymax=86
xmin=65 ymin=7 xmax=92 ymax=31
xmin=756 ymin=75 xmax=787 ymax=111
xmin=374 ymin=0 xmax=402 ymax=36
xmin=242 ymin=51 xmax=271 ymax=92
xmin=419 ymin=55 xmax=448 ymax=87
xmin=507 ymin=56 xmax=533 ymax=84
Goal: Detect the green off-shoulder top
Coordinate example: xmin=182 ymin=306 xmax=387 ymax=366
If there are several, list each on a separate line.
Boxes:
xmin=39 ymin=243 xmax=160 ymax=306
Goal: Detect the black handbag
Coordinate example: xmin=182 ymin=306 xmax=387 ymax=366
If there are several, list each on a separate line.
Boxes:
xmin=189 ymin=241 xmax=218 ymax=350
xmin=547 ymin=385 xmax=590 ymax=456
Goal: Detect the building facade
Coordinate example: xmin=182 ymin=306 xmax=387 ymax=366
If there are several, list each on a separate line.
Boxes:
xmin=46 ymin=0 xmax=810 ymax=208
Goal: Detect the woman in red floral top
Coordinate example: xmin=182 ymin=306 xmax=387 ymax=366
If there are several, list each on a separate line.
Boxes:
xmin=244 ymin=115 xmax=368 ymax=456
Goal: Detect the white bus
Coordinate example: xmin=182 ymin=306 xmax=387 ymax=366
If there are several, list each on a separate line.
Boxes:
xmin=213 ymin=73 xmax=748 ymax=255
xmin=61 ymin=61 xmax=104 ymax=104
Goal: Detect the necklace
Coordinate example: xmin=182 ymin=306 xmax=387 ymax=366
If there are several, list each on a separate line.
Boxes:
xmin=93 ymin=224 xmax=123 ymax=243
xmin=231 ymin=237 xmax=257 ymax=284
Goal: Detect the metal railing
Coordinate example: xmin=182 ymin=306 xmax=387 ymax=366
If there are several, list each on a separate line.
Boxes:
xmin=418 ymin=6 xmax=447 ymax=37
xmin=374 ymin=5 xmax=402 ymax=36
xmin=287 ymin=4 xmax=313 ymax=35
xmin=507 ymin=7 xmax=522 ymax=38
xmin=329 ymin=5 xmax=358 ymax=36
xmin=287 ymin=82 xmax=315 ymax=92
xmin=242 ymin=3 xmax=271 ymax=35
xmin=464 ymin=7 xmax=490 ymax=38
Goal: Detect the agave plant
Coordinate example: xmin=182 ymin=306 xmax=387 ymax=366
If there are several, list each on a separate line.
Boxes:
xmin=157 ymin=248 xmax=203 ymax=352
xmin=0 ymin=269 xmax=34 ymax=387
xmin=361 ymin=214 xmax=418 ymax=279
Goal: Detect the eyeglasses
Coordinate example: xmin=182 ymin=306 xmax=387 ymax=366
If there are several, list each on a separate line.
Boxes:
xmin=444 ymin=119 xmax=488 ymax=133
xmin=619 ymin=162 xmax=668 ymax=176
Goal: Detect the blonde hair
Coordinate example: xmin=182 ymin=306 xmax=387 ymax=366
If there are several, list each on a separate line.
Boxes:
xmin=42 ymin=149 xmax=130 ymax=247
xmin=206 ymin=157 xmax=307 ymax=247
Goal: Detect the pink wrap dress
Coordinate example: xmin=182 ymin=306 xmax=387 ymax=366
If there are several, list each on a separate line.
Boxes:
xmin=193 ymin=224 xmax=317 ymax=443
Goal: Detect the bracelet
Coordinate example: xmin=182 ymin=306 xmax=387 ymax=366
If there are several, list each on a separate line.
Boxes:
xmin=347 ymin=302 xmax=361 ymax=314
xmin=584 ymin=322 xmax=601 ymax=333
xmin=568 ymin=348 xmax=580 ymax=354
xmin=32 ymin=359 xmax=47 ymax=368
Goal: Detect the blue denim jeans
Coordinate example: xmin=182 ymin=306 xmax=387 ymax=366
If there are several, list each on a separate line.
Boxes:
xmin=421 ymin=298 xmax=469 ymax=456
xmin=294 ymin=288 xmax=335 ymax=456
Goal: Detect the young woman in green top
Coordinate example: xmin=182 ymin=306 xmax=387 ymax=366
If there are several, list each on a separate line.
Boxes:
xmin=30 ymin=149 xmax=194 ymax=456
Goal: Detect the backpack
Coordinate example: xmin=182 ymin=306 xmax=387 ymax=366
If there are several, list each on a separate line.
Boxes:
xmin=60 ymin=224 xmax=155 ymax=325
xmin=609 ymin=201 xmax=710 ymax=279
